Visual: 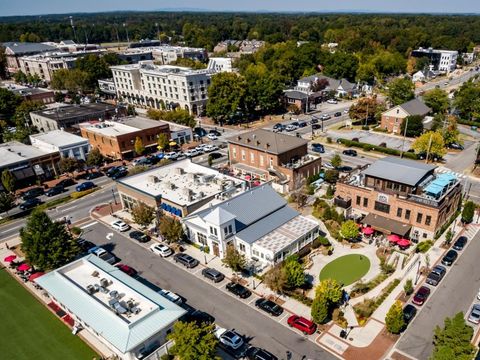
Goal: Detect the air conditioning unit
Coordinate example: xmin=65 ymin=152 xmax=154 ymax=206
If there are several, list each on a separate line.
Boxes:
xmin=100 ymin=278 xmax=110 ymax=288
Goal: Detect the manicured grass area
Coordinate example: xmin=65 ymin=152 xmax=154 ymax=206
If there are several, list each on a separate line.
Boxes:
xmin=0 ymin=269 xmax=98 ymax=360
xmin=319 ymin=254 xmax=371 ymax=286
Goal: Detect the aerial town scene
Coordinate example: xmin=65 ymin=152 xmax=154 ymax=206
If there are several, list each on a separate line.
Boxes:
xmin=1 ymin=1 xmax=480 ymax=359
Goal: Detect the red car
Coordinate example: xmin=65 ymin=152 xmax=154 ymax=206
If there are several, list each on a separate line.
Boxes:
xmin=287 ymin=315 xmax=317 ymax=335
xmin=412 ymin=286 xmax=431 ymax=306
xmin=115 ymin=264 xmax=137 ymax=277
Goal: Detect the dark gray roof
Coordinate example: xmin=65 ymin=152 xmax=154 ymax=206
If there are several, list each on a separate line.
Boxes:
xmin=283 ymin=90 xmax=308 ymax=100
xmin=298 ymin=74 xmax=355 ymax=92
xmin=362 ymin=213 xmax=411 ymax=236
xmin=32 ymin=103 xmax=117 ymax=121
xmin=399 ymin=99 xmax=431 ymax=116
xmin=227 ymin=129 xmax=308 ymax=155
xmin=3 ymin=42 xmax=56 ymax=55
xmin=362 ymin=157 xmax=436 ymax=186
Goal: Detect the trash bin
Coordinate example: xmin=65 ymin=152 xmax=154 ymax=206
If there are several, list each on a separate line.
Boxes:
xmin=340 ymin=330 xmax=347 ymax=339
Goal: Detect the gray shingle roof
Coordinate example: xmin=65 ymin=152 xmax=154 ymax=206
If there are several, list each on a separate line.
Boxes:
xmin=399 ymin=99 xmax=431 ymax=116
xmin=3 ymin=42 xmax=56 ymax=55
xmin=227 ymin=129 xmax=308 ymax=155
xmin=362 ymin=157 xmax=436 ymax=186
xmin=298 ymin=74 xmax=355 ymax=92
xmin=283 ymin=90 xmax=308 ymax=100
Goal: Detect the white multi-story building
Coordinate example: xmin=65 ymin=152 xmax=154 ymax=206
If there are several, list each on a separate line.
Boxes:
xmin=411 ymin=48 xmax=458 ymax=74
xmin=111 ymin=61 xmax=217 ymax=115
xmin=29 ymin=130 xmax=91 ymax=161
xmin=207 ymin=57 xmax=234 ymax=73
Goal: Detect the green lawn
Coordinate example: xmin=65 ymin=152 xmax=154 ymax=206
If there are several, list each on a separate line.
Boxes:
xmin=319 ymin=254 xmax=371 ymax=286
xmin=0 ymin=269 xmax=98 ymax=360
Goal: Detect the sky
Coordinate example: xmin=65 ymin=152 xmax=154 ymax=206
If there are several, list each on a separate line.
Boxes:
xmin=1 ymin=0 xmax=480 ymax=16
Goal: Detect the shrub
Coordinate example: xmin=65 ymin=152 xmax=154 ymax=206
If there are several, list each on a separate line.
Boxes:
xmin=415 ymin=240 xmax=434 ymax=253
xmin=70 ymin=188 xmax=97 ymax=199
xmin=71 ymin=226 xmax=82 ymax=236
xmin=332 ymin=308 xmax=348 ymax=328
xmin=404 ymin=278 xmax=414 ymax=296
xmin=318 ymin=236 xmax=331 ymax=246
xmin=326 ymin=137 xmax=332 ymax=144
xmin=362 ymin=125 xmax=370 ymax=131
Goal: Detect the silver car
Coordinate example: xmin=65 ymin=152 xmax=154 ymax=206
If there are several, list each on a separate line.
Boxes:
xmin=468 ymin=304 xmax=480 ymax=324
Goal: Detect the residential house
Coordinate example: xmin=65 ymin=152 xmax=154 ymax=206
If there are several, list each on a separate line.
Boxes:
xmin=380 ymin=98 xmax=431 ymax=135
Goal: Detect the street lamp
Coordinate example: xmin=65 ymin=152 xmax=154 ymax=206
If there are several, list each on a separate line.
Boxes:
xmin=123 ymin=23 xmax=130 ymax=44
xmin=111 ymin=188 xmax=117 ymax=205
xmin=414 ymin=259 xmax=421 ymax=285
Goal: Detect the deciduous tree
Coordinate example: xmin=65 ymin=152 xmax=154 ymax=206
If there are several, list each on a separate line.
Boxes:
xmin=167 ymin=321 xmax=219 ymax=360
xmin=330 ymin=154 xmax=342 ymax=168
xmin=385 ymin=300 xmax=405 ymax=334
xmin=423 ymin=88 xmax=449 ymax=114
xmin=462 ymin=201 xmax=476 ymax=224
xmin=412 ymin=131 xmax=446 ymax=158
xmin=348 ymin=97 xmax=384 ymax=124
xmin=400 ymin=115 xmax=424 ymax=137
xmin=131 ymin=202 xmax=155 ymax=228
xmin=1 ymin=169 xmax=16 ymax=193
xmin=157 ymin=133 xmax=169 ymax=150
xmin=0 ymin=88 xmax=22 ymax=121
xmin=431 ymin=312 xmax=475 ymax=360
xmin=387 ymin=78 xmax=415 ymax=106
xmin=59 ymin=157 xmax=80 ymax=175
xmin=453 ymin=80 xmax=480 ymax=120
xmin=207 ymin=72 xmax=246 ymax=123
xmin=159 ymin=216 xmax=184 ymax=244
xmin=311 ymin=294 xmax=329 ymax=324
xmin=222 ymin=245 xmax=247 ymax=272
xmin=284 ymin=255 xmax=305 ymax=289
xmin=315 ymin=278 xmax=343 ymax=303
xmin=0 ymin=192 xmax=15 ymax=215
xmin=134 ymin=136 xmax=145 ymax=155
xmin=86 ymin=148 xmax=104 ymax=167
xmin=340 ymin=220 xmax=359 ymax=241
xmin=264 ymin=264 xmax=287 ymax=293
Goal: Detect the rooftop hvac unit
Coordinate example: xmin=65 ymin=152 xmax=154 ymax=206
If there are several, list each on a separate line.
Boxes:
xmin=91 ymin=271 xmax=99 ymax=277
xmin=100 ymin=278 xmax=110 ymax=288
xmin=148 ymin=175 xmax=160 ymax=184
xmin=174 ymin=167 xmax=184 ymax=175
xmin=86 ymin=285 xmax=96 ymax=294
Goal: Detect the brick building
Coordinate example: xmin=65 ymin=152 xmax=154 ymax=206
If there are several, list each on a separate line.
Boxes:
xmin=79 ymin=116 xmax=169 ymax=160
xmin=227 ymin=129 xmax=322 ymax=193
xmin=380 ymin=99 xmax=431 ymax=135
xmin=334 ymin=157 xmax=462 ymax=240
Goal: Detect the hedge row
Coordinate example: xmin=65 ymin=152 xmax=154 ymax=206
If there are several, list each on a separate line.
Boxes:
xmin=337 ymin=138 xmax=419 ymax=160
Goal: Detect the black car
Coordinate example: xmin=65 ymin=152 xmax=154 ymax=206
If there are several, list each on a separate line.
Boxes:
xmin=22 ymin=187 xmax=44 ymax=200
xmin=201 ymin=268 xmax=225 ymax=283
xmin=312 ymin=123 xmax=321 ymax=130
xmin=173 ymin=253 xmax=199 ymax=268
xmin=453 ymin=236 xmax=467 ymax=251
xmin=441 ymin=249 xmax=458 ymax=266
xmin=85 ymin=171 xmax=103 ymax=180
xmin=334 ymin=111 xmax=342 ymax=117
xmin=255 ymin=298 xmax=283 ymax=317
xmin=57 ymin=178 xmax=75 ymax=188
xmin=129 ymin=231 xmax=150 ymax=243
xmin=310 ymin=118 xmax=318 ymax=124
xmin=209 ymin=129 xmax=222 ymax=137
xmin=19 ymin=197 xmax=42 ymax=210
xmin=342 ymin=149 xmax=358 ymax=157
xmin=336 ymin=166 xmax=353 ymax=173
xmin=226 ymin=282 xmax=252 ymax=299
xmin=111 ymin=169 xmax=128 ymax=180
xmin=194 ymin=127 xmax=207 ymax=138
xmin=183 ymin=310 xmax=215 ymax=326
xmin=273 ymin=123 xmax=283 ymax=130
xmin=447 ymin=142 xmax=464 ymax=150
xmin=403 ymin=304 xmax=417 ymax=328
xmin=311 ymin=143 xmax=325 ymax=153
xmin=209 ymin=152 xmax=223 ymax=160
xmin=45 ymin=185 xmax=64 ymax=197
xmin=77 ymin=238 xmax=95 ymax=252
xmin=298 ymin=121 xmax=307 ymax=128
xmin=245 ymin=347 xmax=278 ymax=360
xmin=426 ymin=265 xmax=446 ymax=286
xmin=106 ymin=166 xmax=120 ymax=177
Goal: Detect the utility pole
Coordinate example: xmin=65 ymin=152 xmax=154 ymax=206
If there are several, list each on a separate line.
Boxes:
xmin=425 ymin=132 xmax=434 ymax=164
xmin=400 ymin=116 xmax=409 ymax=158
xmin=69 ymin=16 xmax=78 ymax=43
xmin=364 ymin=102 xmax=369 ymax=127
xmin=123 ymin=23 xmax=130 ymax=45
xmin=155 ymin=22 xmax=160 ymax=40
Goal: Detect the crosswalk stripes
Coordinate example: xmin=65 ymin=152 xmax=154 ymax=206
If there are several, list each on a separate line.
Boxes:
xmin=436 ymin=167 xmax=467 ymax=179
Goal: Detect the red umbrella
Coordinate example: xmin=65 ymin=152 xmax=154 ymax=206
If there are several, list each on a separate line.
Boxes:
xmin=245 ymin=175 xmax=251 ymax=180
xmin=388 ymin=234 xmax=401 ymax=243
xmin=4 ymin=255 xmax=17 ymax=262
xmin=362 ymin=227 xmax=374 ymax=235
xmin=17 ymin=263 xmax=31 ymax=271
xmin=29 ymin=272 xmax=45 ymax=282
xmin=397 ymin=239 xmax=411 ymax=247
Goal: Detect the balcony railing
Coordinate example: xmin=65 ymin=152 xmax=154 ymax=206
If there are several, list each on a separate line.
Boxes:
xmin=334 ymin=196 xmax=351 ymax=209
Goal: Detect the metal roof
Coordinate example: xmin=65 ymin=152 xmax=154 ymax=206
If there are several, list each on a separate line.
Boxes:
xmin=227 ymin=129 xmax=308 ymax=155
xmin=202 ymin=207 xmax=237 ymax=226
xmin=3 ymin=42 xmax=56 ymax=54
xmin=36 ymin=255 xmax=186 ymax=354
xmin=399 ymin=99 xmax=431 ymax=116
xmin=362 ymin=157 xmax=436 ymax=186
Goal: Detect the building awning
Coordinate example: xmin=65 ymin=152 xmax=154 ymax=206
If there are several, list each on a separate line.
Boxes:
xmin=362 ymin=213 xmax=411 ymax=236
xmin=232 ymin=163 xmax=269 ymax=176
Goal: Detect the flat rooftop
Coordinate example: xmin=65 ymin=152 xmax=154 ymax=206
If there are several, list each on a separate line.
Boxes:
xmin=36 ymin=255 xmax=186 ymax=353
xmin=30 ymin=130 xmax=88 ymax=147
xmin=79 ymin=117 xmax=165 ymax=137
xmin=227 ymin=129 xmax=308 ymax=155
xmin=1 ymin=83 xmax=53 ymax=96
xmin=111 ymin=62 xmax=215 ymax=76
xmin=0 ymin=141 xmax=56 ymax=168
xmin=32 ymin=103 xmax=117 ymax=120
xmin=117 ymin=159 xmax=245 ymax=207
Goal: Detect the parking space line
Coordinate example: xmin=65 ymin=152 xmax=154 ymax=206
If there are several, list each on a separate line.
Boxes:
xmin=278 ymin=313 xmax=289 ymax=322
xmin=80 ymin=221 xmax=98 ymax=229
xmin=247 ymin=296 xmax=259 ymax=305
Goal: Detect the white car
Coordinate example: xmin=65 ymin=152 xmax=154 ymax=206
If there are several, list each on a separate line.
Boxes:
xmin=111 ymin=220 xmax=130 ymax=232
xmin=207 ymin=133 xmax=217 ymax=140
xmin=321 ymin=114 xmax=331 ymax=120
xmin=285 ymin=124 xmax=297 ymax=132
xmin=158 ymin=289 xmax=183 ymax=304
xmin=214 ymin=327 xmax=244 ymax=350
xmin=323 ymin=162 xmax=335 ymax=170
xmin=327 ymin=99 xmax=338 ymax=104
xmin=468 ymin=304 xmax=480 ymax=324
xmin=343 ymin=109 xmax=349 ymax=114
xmin=204 ymin=144 xmax=218 ymax=152
xmin=185 ymin=149 xmax=200 ymax=157
xmin=164 ymin=152 xmax=178 ymax=160
xmin=149 ymin=243 xmax=173 ymax=257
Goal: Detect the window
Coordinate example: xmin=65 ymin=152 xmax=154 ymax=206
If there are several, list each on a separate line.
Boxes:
xmin=356 ymin=196 xmax=361 ymax=206
xmin=260 ymin=155 xmax=264 ymax=166
xmin=374 ymin=201 xmax=390 ymax=214
xmin=239 ymin=243 xmax=245 ymax=252
xmin=416 ymin=213 xmax=423 ymax=223
xmin=396 ymin=208 xmax=402 ymax=217
xmin=405 ymin=209 xmax=411 ymax=220
xmin=209 ymin=227 xmax=217 ymax=236
xmin=425 ymin=215 xmax=431 ymax=226
xmin=228 ymin=224 xmax=232 ymax=233
xmin=241 ymin=150 xmax=246 ymax=160
xmin=363 ymin=198 xmax=368 ymax=207
xmin=197 ymin=233 xmax=207 ymax=245
xmin=232 ymin=147 xmax=237 ymax=158
xmin=250 ymin=153 xmax=255 ymax=163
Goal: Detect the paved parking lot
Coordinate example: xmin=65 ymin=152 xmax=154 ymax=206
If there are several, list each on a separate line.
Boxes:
xmin=327 ymin=130 xmax=413 ymax=151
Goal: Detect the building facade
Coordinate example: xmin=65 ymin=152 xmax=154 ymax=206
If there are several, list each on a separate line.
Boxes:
xmin=227 ymin=129 xmax=322 ymax=193
xmin=29 ymin=130 xmax=90 ymax=161
xmin=3 ymin=42 xmax=57 ymax=73
xmin=2 ymin=84 xmax=55 ymax=104
xmin=334 ymin=157 xmax=462 ymax=240
xmin=411 ymin=48 xmax=458 ymax=73
xmin=380 ymin=99 xmax=431 ymax=134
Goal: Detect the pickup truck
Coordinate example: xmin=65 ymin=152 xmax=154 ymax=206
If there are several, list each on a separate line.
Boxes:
xmin=88 ymin=246 xmax=117 ymax=265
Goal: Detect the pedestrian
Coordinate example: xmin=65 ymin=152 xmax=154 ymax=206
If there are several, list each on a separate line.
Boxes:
xmin=5 ymin=243 xmax=9 ymax=250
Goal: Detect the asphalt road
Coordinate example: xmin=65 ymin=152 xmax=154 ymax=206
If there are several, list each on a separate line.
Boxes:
xmin=80 ymin=221 xmax=337 ymax=360
xmin=396 ymin=230 xmax=480 ymax=360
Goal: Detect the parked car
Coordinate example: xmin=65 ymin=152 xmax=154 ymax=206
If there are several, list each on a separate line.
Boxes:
xmin=426 ymin=265 xmax=446 ymax=286
xmin=183 ymin=309 xmax=215 ymax=325
xmin=255 ymin=298 xmax=283 ymax=317
xmin=194 ymin=127 xmax=207 ymax=138
xmin=285 ymin=124 xmax=297 ymax=132
xmin=310 ymin=118 xmax=318 ymax=124
xmin=173 ymin=253 xmax=199 ymax=268
xmin=77 ymin=238 xmax=95 ymax=252
xmin=207 ymin=133 xmax=218 ymax=140
xmin=215 ymin=328 xmax=244 ymax=350
xmin=402 ymin=304 xmax=417 ymax=328
xmin=226 ymin=282 xmax=252 ymax=298
xmin=89 ymin=246 xmax=117 ymax=264
xmin=111 ymin=220 xmax=130 ymax=232
xmin=129 ymin=230 xmax=150 ymax=242
xmin=327 ymin=98 xmax=338 ymax=104
xmin=185 ymin=149 xmax=200 ymax=157
xmin=468 ymin=304 xmax=480 ymax=324
xmin=76 ymin=181 xmax=95 ymax=192
xmin=323 ymin=162 xmax=335 ymax=170
xmin=164 ymin=152 xmax=179 ymax=160
xmin=19 ymin=198 xmax=42 ymax=210
xmin=209 ymin=129 xmax=222 ymax=137
xmin=453 ymin=236 xmax=467 ymax=251
xmin=201 ymin=268 xmax=225 ymax=283
xmin=441 ymin=249 xmax=458 ymax=266
xmin=45 ymin=185 xmax=64 ymax=197
xmin=477 ymin=288 xmax=480 ymax=301
xmin=336 ymin=166 xmax=353 ymax=173
xmin=342 ymin=149 xmax=358 ymax=157
xmin=287 ymin=315 xmax=317 ymax=335
xmin=412 ymin=286 xmax=431 ymax=306
xmin=209 ymin=152 xmax=223 ymax=160
xmin=57 ymin=178 xmax=75 ymax=188
xmin=311 ymin=143 xmax=325 ymax=153
xmin=106 ymin=166 xmax=121 ymax=177
xmin=85 ymin=171 xmax=103 ymax=180
xmin=298 ymin=121 xmax=307 ymax=128
xmin=245 ymin=347 xmax=278 ymax=360
xmin=320 ymin=114 xmax=331 ymax=120
xmin=447 ymin=142 xmax=464 ymax=150
xmin=132 ymin=157 xmax=150 ymax=166
xmin=111 ymin=168 xmax=128 ymax=180
xmin=22 ymin=187 xmax=44 ymax=200
xmin=115 ymin=264 xmax=137 ymax=277
xmin=334 ymin=111 xmax=342 ymax=117
xmin=158 ymin=289 xmax=183 ymax=304
xmin=150 ymin=243 xmax=173 ymax=257
xmin=312 ymin=123 xmax=321 ymax=130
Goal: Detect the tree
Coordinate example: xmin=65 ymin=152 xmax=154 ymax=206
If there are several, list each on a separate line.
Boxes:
xmin=387 ymin=78 xmax=415 ymax=106
xmin=59 ymin=157 xmax=80 ymax=175
xmin=0 ymin=88 xmax=22 ymax=121
xmin=207 ymin=72 xmax=246 ymax=123
xmin=423 ymin=88 xmax=449 ymax=114
xmin=315 ymin=278 xmax=343 ymax=303
xmin=385 ymin=300 xmax=405 ymax=334
xmin=167 ymin=321 xmax=219 ymax=360
xmin=400 ymin=115 xmax=424 ymax=137
xmin=131 ymin=202 xmax=155 ymax=228
xmin=453 ymin=80 xmax=480 ymax=120
xmin=462 ymin=201 xmax=476 ymax=224
xmin=311 ymin=295 xmax=329 ymax=324
xmin=159 ymin=216 xmax=184 ymax=244
xmin=445 ymin=229 xmax=454 ymax=245
xmin=222 ymin=245 xmax=247 ymax=272
xmin=134 ymin=136 xmax=145 ymax=156
xmin=431 ymin=312 xmax=475 ymax=360
xmin=243 ymin=64 xmax=284 ymax=115
xmin=348 ymin=97 xmax=385 ymax=124
xmin=1 ymin=169 xmax=16 ymax=193
xmin=51 ymin=69 xmax=90 ymax=93
xmin=86 ymin=148 xmax=104 ymax=167
xmin=264 ymin=264 xmax=287 ymax=293
xmin=0 ymin=192 xmax=15 ymax=215
xmin=323 ymin=52 xmax=359 ymax=82
xmin=147 ymin=108 xmax=196 ymax=128
xmin=412 ymin=131 xmax=446 ymax=158
xmin=0 ymin=46 xmax=6 ymax=80
xmin=283 ymin=255 xmax=305 ymax=289
xmin=340 ymin=220 xmax=359 ymax=241
xmin=442 ymin=116 xmax=460 ymax=145
xmin=331 ymin=154 xmax=342 ymax=168
xmin=20 ymin=210 xmax=80 ymax=270
xmin=324 ymin=169 xmax=339 ymax=183
xmin=128 ymin=165 xmax=149 ymax=176
xmin=157 ymin=133 xmax=169 ymax=151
